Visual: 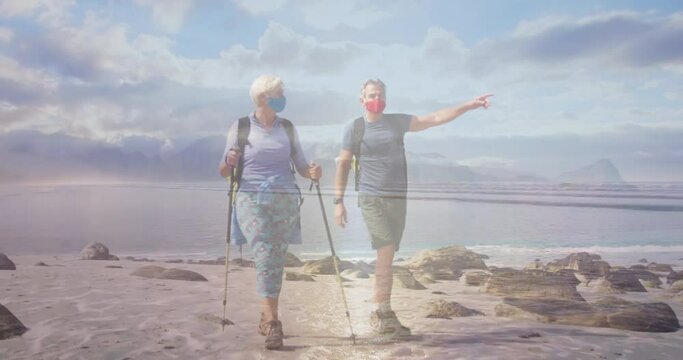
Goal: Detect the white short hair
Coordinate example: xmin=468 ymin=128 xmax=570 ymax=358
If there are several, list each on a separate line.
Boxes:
xmin=250 ymin=75 xmax=284 ymax=105
xmin=360 ymin=78 xmax=386 ymax=98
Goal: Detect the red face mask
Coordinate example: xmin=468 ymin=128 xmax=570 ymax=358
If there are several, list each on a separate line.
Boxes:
xmin=364 ymin=98 xmax=386 ymax=113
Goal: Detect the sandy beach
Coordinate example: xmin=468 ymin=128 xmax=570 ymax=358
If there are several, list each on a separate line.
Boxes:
xmin=2 ymin=253 xmax=683 ymax=360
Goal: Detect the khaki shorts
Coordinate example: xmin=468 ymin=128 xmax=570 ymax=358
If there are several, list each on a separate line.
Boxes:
xmin=358 ymin=194 xmax=407 ymax=251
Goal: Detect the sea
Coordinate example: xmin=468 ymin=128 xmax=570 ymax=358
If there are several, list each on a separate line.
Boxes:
xmin=2 ymin=181 xmax=683 ymax=268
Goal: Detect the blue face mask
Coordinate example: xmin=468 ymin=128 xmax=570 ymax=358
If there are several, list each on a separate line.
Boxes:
xmin=267 ymin=96 xmax=286 ymax=113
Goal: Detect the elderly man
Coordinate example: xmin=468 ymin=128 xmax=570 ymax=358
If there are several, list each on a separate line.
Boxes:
xmin=334 ymin=78 xmax=492 ymax=338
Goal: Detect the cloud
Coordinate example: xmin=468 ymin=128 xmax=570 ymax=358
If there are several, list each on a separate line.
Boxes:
xmin=219 ymin=22 xmax=361 ymax=75
xmin=233 ymin=0 xmax=287 ymax=15
xmin=473 ymin=11 xmax=683 ymax=70
xmin=0 ymin=0 xmax=75 ymax=26
xmin=132 ymin=0 xmax=196 ymax=33
xmin=0 ymin=27 xmax=13 ymax=42
xmin=233 ymin=0 xmax=397 ymax=30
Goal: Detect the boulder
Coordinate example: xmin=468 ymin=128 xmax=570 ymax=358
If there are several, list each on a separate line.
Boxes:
xmin=495 ymin=296 xmax=680 ymax=332
xmin=669 ymin=280 xmax=683 ymax=293
xmin=638 ymin=258 xmax=649 ymax=264
xmin=285 ymin=272 xmax=315 ymax=282
xmin=600 ymin=270 xmax=647 ymax=293
xmin=484 ymin=268 xmax=584 ymax=301
xmin=130 ymin=266 xmax=207 ymax=281
xmin=0 ymin=304 xmax=28 ymax=340
xmin=592 ymin=296 xmax=680 ymax=332
xmin=229 ymin=258 xmax=255 ymax=267
xmin=158 ymin=268 xmax=207 ymax=281
xmin=80 ymin=242 xmax=118 ymax=260
xmin=463 ymin=270 xmax=491 ymax=286
xmin=545 ymin=252 xmax=610 ymax=282
xmin=35 ymin=262 xmax=48 ymax=266
xmin=340 ymin=269 xmax=369 ymax=279
xmin=424 ymin=300 xmax=485 ymax=319
xmin=629 ymin=264 xmax=647 ymax=270
xmin=403 ymin=245 xmax=487 ymax=274
xmin=0 ymin=253 xmax=16 ymax=270
xmin=628 ymin=269 xmax=663 ymax=288
xmin=284 ymin=252 xmax=304 ymax=267
xmin=666 ymin=270 xmax=683 ymax=285
xmin=302 ymin=256 xmax=355 ymax=275
xmin=353 ymin=260 xmax=375 ymax=274
xmin=393 ymin=266 xmax=427 ymax=290
xmin=131 ymin=266 xmax=167 ymax=278
xmin=647 ymin=263 xmax=674 ymax=273
xmin=496 ymin=297 xmax=602 ymax=327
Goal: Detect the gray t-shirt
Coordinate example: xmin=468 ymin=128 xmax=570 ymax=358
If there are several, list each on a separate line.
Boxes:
xmin=341 ymin=113 xmax=413 ymax=196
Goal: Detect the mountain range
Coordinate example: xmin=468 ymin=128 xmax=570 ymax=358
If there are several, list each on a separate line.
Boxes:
xmin=0 ymin=130 xmax=623 ymax=184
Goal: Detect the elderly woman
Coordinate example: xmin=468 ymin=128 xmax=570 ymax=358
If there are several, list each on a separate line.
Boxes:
xmin=218 ymin=75 xmax=321 ymax=350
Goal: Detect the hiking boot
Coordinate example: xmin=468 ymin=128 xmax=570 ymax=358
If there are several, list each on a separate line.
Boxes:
xmin=263 ymin=320 xmax=284 ymax=350
xmin=370 ymin=310 xmax=411 ymax=338
xmin=259 ymin=313 xmax=285 ymax=338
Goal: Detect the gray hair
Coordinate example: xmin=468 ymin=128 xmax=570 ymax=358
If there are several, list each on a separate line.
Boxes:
xmin=250 ymin=75 xmax=284 ymax=105
xmin=360 ymin=78 xmax=386 ymax=98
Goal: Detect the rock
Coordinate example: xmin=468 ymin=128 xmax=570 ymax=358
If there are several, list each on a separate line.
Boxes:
xmin=425 ymin=299 xmax=485 ymax=319
xmin=340 ymin=269 xmax=369 ymax=279
xmin=157 ymin=268 xmax=207 ymax=281
xmin=416 ymin=274 xmax=438 ymax=284
xmin=124 ymin=256 xmax=136 ymax=261
xmin=669 ymin=280 xmax=683 ymax=293
xmin=463 ymin=270 xmax=491 ymax=286
xmin=484 ymin=268 xmax=584 ymax=301
xmin=353 ymin=260 xmax=375 ymax=274
xmin=0 ymin=304 xmax=28 ymax=340
xmin=229 ymin=258 xmax=255 ymax=267
xmin=666 ymin=271 xmax=683 ymax=285
xmin=601 ymin=270 xmax=648 ymax=293
xmin=0 ymin=253 xmax=16 ymax=270
xmin=638 ymin=258 xmax=649 ymax=264
xmin=495 ymin=296 xmax=680 ymax=332
xmin=647 ymin=263 xmax=673 ymax=273
xmin=131 ymin=266 xmax=167 ymax=278
xmin=393 ymin=266 xmax=427 ymax=290
xmin=432 ymin=291 xmax=447 ymax=295
xmin=35 ymin=262 xmax=48 ymax=266
xmin=524 ymin=259 xmax=545 ymax=271
xmin=106 ymin=265 xmax=123 ymax=269
xmin=302 ymin=256 xmax=355 ymax=275
xmin=285 ymin=272 xmax=315 ymax=282
xmin=628 ymin=269 xmax=662 ymax=288
xmin=593 ymin=296 xmax=680 ymax=332
xmin=80 ymin=242 xmax=118 ymax=260
xmin=476 ymin=253 xmax=490 ymax=260
xmin=164 ymin=259 xmax=183 ymax=264
xmin=284 ymin=252 xmax=304 ymax=267
xmin=629 ymin=264 xmax=647 ymax=270
xmin=403 ymin=245 xmax=487 ymax=274
xmin=545 ymin=252 xmax=610 ymax=282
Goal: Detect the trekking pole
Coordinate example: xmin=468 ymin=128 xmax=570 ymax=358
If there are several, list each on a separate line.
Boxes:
xmin=221 ymin=152 xmax=239 ymax=330
xmin=310 ymin=177 xmax=356 ymax=344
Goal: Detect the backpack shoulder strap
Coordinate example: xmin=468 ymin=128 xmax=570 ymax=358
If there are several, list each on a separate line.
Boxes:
xmin=279 ymin=118 xmax=297 ymax=157
xmin=234 ymin=116 xmax=251 ymax=188
xmin=351 ymin=117 xmax=365 ymax=192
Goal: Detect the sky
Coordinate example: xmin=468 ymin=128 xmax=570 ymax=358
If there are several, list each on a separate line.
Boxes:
xmin=1 ymin=0 xmax=683 ymax=180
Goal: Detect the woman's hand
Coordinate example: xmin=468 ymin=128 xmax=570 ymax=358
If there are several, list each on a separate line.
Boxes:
xmin=225 ymin=148 xmax=240 ymax=168
xmin=308 ymin=162 xmax=322 ymax=180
